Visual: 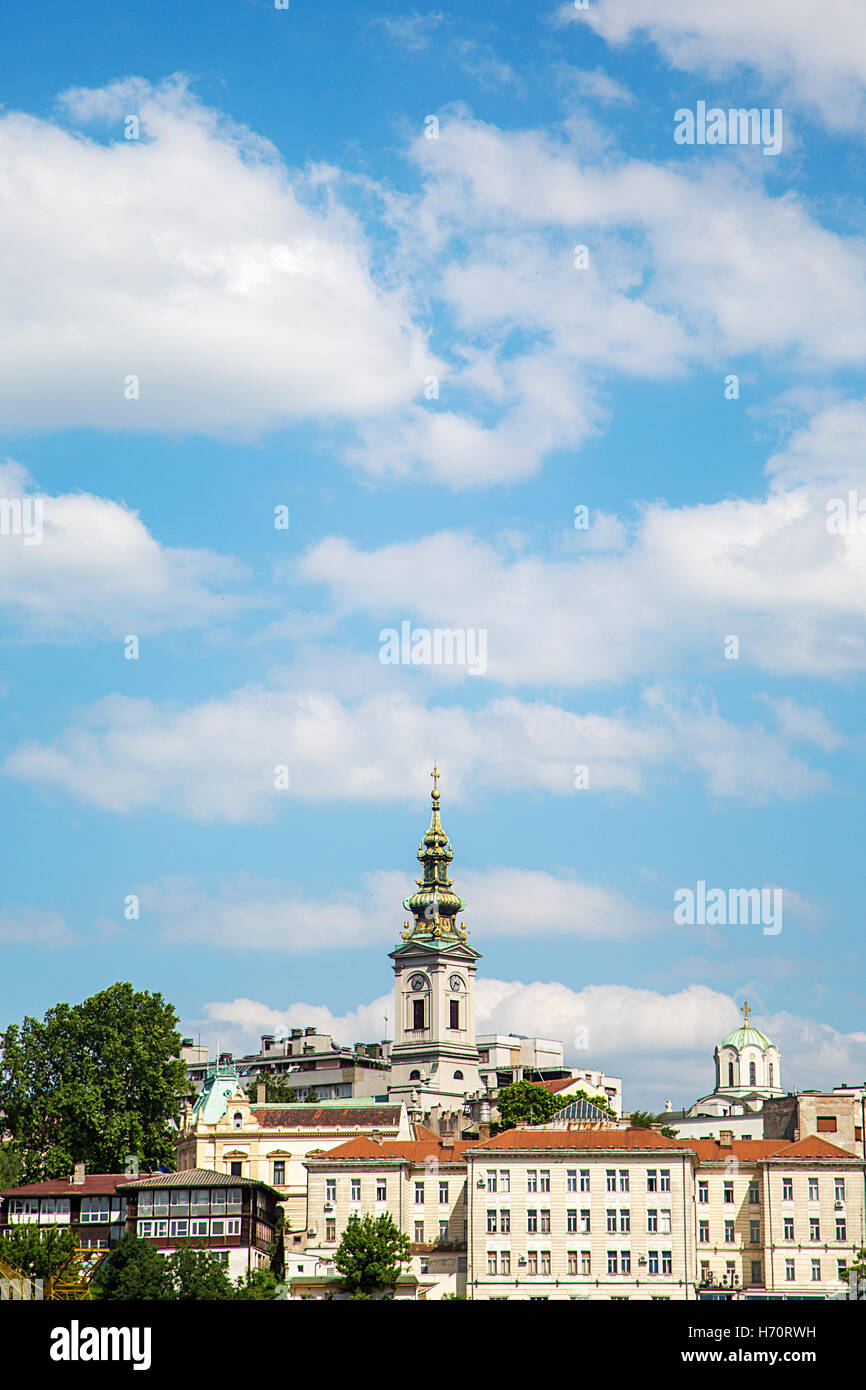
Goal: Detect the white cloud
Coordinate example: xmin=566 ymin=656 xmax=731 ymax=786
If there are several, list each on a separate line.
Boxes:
xmin=0 ymin=77 xmax=437 ymax=436
xmin=190 ymin=980 xmax=866 ymax=1107
xmin=0 ymin=462 xmax=247 ymax=637
xmin=3 ymin=678 xmax=828 ymax=820
xmin=371 ymin=10 xmax=447 ymax=51
xmin=0 ymin=909 xmax=75 ymax=947
xmin=556 ymin=0 xmax=866 ymax=131
xmin=565 ymin=66 xmax=635 ymax=106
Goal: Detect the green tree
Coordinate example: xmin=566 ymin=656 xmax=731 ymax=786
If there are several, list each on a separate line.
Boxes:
xmin=0 ymin=1225 xmax=76 ymax=1280
xmin=629 ymin=1110 xmax=657 ymax=1129
xmin=94 ymin=1235 xmax=175 ymax=1301
xmin=335 ymin=1213 xmax=411 ymax=1298
xmin=0 ymin=1143 xmax=22 ymax=1187
xmin=0 ymin=982 xmax=188 ymax=1181
xmin=233 ymin=1268 xmax=282 ymax=1300
xmin=496 ymin=1081 xmax=616 ymax=1132
xmin=170 ymin=1246 xmax=236 ymax=1300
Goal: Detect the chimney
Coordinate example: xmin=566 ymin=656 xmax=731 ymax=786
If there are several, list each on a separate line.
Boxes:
xmin=719 ymin=1130 xmax=734 ymax=1147
xmin=72 ymin=1162 xmax=86 ymax=1185
xmin=370 ymin=1130 xmax=383 ymax=1145
xmin=256 ymin=1082 xmax=266 ymax=1103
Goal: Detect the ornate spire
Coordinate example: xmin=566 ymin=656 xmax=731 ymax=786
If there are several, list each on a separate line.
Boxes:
xmin=401 ymin=767 xmax=468 ymax=943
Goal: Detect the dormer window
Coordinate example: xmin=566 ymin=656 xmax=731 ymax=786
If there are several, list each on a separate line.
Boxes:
xmin=233 ymin=1112 xmax=243 ymax=1129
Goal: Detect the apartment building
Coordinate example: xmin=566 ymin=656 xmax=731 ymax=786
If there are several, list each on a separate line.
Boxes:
xmin=121 ymin=1169 xmax=279 ymax=1281
xmin=0 ymin=1168 xmax=131 ymax=1251
xmin=466 ymin=1129 xmax=695 ymax=1301
xmin=303 ymin=1134 xmax=470 ymax=1299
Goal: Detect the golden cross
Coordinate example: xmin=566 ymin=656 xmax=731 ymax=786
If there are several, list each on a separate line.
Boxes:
xmin=741 ymin=1000 xmax=751 ymax=1024
xmin=431 ymin=764 xmax=440 ymax=795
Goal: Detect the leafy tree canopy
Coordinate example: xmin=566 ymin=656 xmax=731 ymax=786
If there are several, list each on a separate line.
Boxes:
xmin=0 ymin=1224 xmax=76 ymax=1280
xmin=0 ymin=982 xmax=189 ymax=1181
xmin=96 ymin=1235 xmax=282 ymax=1300
xmin=496 ymin=1080 xmax=616 ymax=1131
xmin=335 ymin=1213 xmax=411 ymax=1297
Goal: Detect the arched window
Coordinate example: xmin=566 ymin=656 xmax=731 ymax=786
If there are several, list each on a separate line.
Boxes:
xmin=454 ymin=1070 xmax=464 ymax=1080
xmin=728 ymin=1062 xmax=734 ymax=1087
xmin=749 ymin=1061 xmax=756 ymax=1086
xmin=233 ymin=1112 xmax=243 ymax=1129
xmin=769 ymin=1063 xmax=774 ymax=1087
xmin=409 ymin=1069 xmax=421 ymax=1081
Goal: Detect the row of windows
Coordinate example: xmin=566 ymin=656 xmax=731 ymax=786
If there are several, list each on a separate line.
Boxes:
xmin=8 ymin=1196 xmax=124 ymax=1222
xmin=485 ymin=1168 xmax=673 ymax=1194
xmin=324 ymin=1178 xmax=452 ymax=1204
xmin=137 ymin=1189 xmax=243 ymax=1217
xmin=483 ymin=1250 xmax=674 ymax=1277
xmin=485 ymin=1207 xmax=674 ymax=1235
xmin=697 ymin=1216 xmax=848 ymax=1244
xmin=138 ymin=1217 xmax=241 ymax=1239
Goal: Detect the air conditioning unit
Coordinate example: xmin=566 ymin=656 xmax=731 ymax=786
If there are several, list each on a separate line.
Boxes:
xmin=324 ymin=1202 xmax=334 ymax=1211
xmin=517 ymin=1257 xmax=527 ymax=1266
xmin=834 ymin=1201 xmax=844 ymax=1209
xmin=637 ymin=1256 xmax=647 ymax=1266
xmin=307 ymin=1227 xmax=317 ymax=1237
xmin=476 ymin=1179 xmax=486 ymax=1188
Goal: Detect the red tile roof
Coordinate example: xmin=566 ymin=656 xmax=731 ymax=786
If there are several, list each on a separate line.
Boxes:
xmin=0 ymin=1173 xmax=139 ymax=1198
xmin=253 ymin=1106 xmax=403 ymax=1129
xmin=305 ymin=1138 xmax=469 ymax=1164
xmin=467 ymin=1127 xmax=682 ymax=1152
xmin=535 ymin=1078 xmax=583 ymax=1094
xmin=675 ymin=1136 xmax=859 ymax=1162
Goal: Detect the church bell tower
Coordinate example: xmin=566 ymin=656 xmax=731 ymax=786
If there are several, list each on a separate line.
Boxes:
xmin=388 ymin=767 xmax=481 ymax=1118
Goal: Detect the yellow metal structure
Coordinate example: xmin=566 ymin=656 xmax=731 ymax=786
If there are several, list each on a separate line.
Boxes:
xmin=46 ymin=1247 xmax=110 ymax=1300
xmin=0 ymin=1255 xmax=35 ymax=1299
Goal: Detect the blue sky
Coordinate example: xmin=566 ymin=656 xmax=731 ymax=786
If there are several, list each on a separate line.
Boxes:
xmin=2 ymin=0 xmax=866 ymax=1108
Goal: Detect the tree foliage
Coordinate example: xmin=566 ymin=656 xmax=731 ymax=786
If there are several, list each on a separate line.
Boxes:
xmin=0 ymin=982 xmax=189 ymax=1181
xmin=334 ymin=1213 xmax=411 ymax=1297
xmin=0 ymin=1224 xmax=76 ymax=1280
xmin=496 ymin=1080 xmax=617 ymax=1132
xmin=95 ymin=1234 xmax=280 ymax=1300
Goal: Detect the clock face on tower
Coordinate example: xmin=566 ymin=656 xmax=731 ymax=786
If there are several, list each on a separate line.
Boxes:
xmin=449 ymin=975 xmax=463 ymax=991
xmin=410 ymin=974 xmax=426 ymax=991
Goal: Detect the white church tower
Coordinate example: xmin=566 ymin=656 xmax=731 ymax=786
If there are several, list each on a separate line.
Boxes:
xmin=388 ymin=768 xmax=482 ymax=1122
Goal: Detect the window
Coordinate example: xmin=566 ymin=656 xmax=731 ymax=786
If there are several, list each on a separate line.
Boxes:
xmin=454 ymin=1070 xmax=463 ymax=1081
xmin=229 ymin=1163 xmax=242 ymax=1178
xmin=607 ymin=1251 xmax=618 ymax=1274
xmin=728 ymin=1062 xmax=734 ymax=1086
xmin=724 ymin=1220 xmax=735 ymax=1244
xmin=580 ymin=1210 xmax=591 ymax=1234
xmin=540 ymin=1210 xmax=551 ymax=1234
xmin=80 ymin=1197 xmax=110 ymax=1224
xmin=567 ymin=1251 xmax=578 ymax=1275
xmin=783 ymin=1217 xmax=794 ymax=1240
xmin=817 ymin=1116 xmax=837 ymax=1133
xmin=169 ymin=1219 xmax=189 ymax=1239
xmin=487 ymin=1210 xmax=497 ymax=1233
xmin=808 ymin=1178 xmax=819 ymax=1202
xmin=439 ymin=1182 xmax=449 ymax=1204
xmin=486 ymin=1170 xmax=497 ymax=1193
xmin=579 ymin=1170 xmax=590 ymax=1192
xmin=376 ymin=1180 xmax=387 ymax=1203
xmin=619 ymin=1170 xmax=630 ymax=1192
xmin=620 ymin=1250 xmax=631 ymax=1275
xmin=351 ymin=1179 xmax=361 ymax=1202
xmin=500 ymin=1209 xmax=510 ymax=1234
xmin=211 ymin=1219 xmax=225 ymax=1237
xmin=500 ymin=1251 xmax=511 ymax=1275
xmin=138 ymin=1220 xmax=153 ymax=1238
xmin=646 ymin=1170 xmax=658 ymax=1193
xmin=414 ymin=1221 xmax=424 ymax=1242
xmin=499 ymin=1171 xmax=510 ymax=1194
xmin=527 ymin=1170 xmax=538 ymax=1193
xmin=836 ymin=1218 xmax=846 ymax=1241
xmin=660 ymin=1170 xmax=671 ymax=1193
xmin=606 ymin=1210 xmax=617 ymax=1234
xmin=768 ymin=1064 xmax=774 ymax=1086
xmin=539 ymin=1170 xmax=550 ymax=1193
xmin=782 ymin=1178 xmax=793 ymax=1202
xmin=567 ymin=1169 xmax=577 ymax=1193
xmin=233 ymin=1112 xmax=243 ymax=1129
xmin=699 ymin=1220 xmax=709 ymax=1244
xmin=835 ymin=1178 xmax=845 ymax=1203
xmin=698 ymin=1181 xmax=708 ymax=1204
xmin=326 ymin=1179 xmax=336 ymax=1203
xmin=785 ymin=1259 xmax=795 ymax=1282
xmin=751 ymin=1261 xmax=762 ymax=1284
xmin=412 ymin=1000 xmax=425 ymax=1031
xmin=226 ymin=1218 xmax=241 ymax=1236
xmin=527 ymin=1252 xmax=538 ymax=1275
xmin=661 ymin=1251 xmax=672 ymax=1276
xmin=487 ymin=1251 xmax=498 ymax=1275
xmin=409 ymin=1070 xmax=421 ymax=1081
xmin=749 ymin=1182 xmax=760 ymax=1204
xmin=567 ymin=1209 xmax=577 ymax=1233
xmin=190 ymin=1218 xmax=209 ymax=1237
xmin=606 ymin=1170 xmax=616 ymax=1192
xmin=449 ymin=1000 xmax=460 ymax=1030
xmin=648 ymin=1251 xmax=659 ymax=1275
xmin=540 ymin=1251 xmax=551 ymax=1276
xmin=273 ymin=1161 xmax=285 ymax=1186
xmin=647 ymin=1210 xmax=658 ymax=1233
xmin=414 ymin=1182 xmax=424 ymax=1205
xmin=749 ymin=1062 xmax=756 ymax=1086
xmin=810 ymin=1218 xmax=820 ymax=1242
xmin=811 ymin=1259 xmax=821 ymax=1282
xmin=750 ymin=1220 xmax=760 ymax=1244
xmin=438 ymin=1220 xmax=448 ymax=1242
xmin=527 ymin=1209 xmax=538 ymax=1233
xmin=581 ymin=1251 xmax=591 ymax=1275
xmin=620 ymin=1210 xmax=630 ymax=1233
xmin=325 ymin=1219 xmax=336 ymax=1242
xmin=723 ymin=1182 xmax=734 ymax=1204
